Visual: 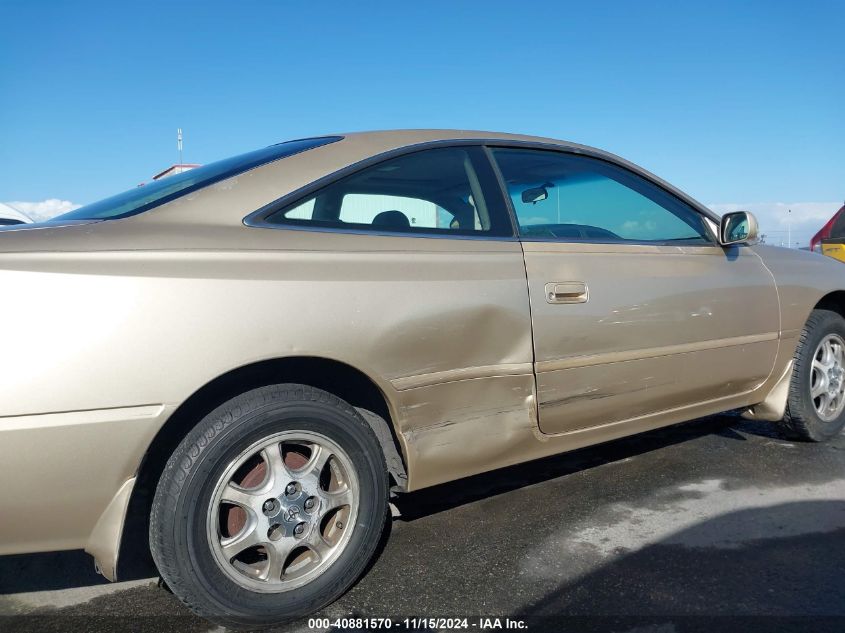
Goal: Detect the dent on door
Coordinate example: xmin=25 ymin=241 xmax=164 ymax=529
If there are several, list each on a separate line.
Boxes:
xmin=526 ymin=243 xmax=780 ymax=435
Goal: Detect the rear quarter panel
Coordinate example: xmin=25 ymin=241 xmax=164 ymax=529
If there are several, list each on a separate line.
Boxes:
xmin=0 ymin=227 xmax=534 ymax=551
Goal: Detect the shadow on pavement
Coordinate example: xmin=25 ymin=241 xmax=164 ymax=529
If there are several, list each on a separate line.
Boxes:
xmin=508 ymin=501 xmax=845 ymax=633
xmin=0 ymin=550 xmax=109 ymax=594
xmin=518 ymin=500 xmax=845 ymax=618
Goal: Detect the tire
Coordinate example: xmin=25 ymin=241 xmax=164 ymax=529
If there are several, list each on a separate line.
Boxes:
xmin=781 ymin=309 xmax=845 ymax=442
xmin=150 ymin=384 xmax=389 ymax=629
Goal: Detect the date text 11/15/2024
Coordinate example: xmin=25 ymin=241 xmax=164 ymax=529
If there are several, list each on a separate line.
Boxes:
xmin=307 ymin=617 xmax=528 ymax=630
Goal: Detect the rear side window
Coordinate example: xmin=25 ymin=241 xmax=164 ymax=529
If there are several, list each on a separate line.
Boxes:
xmin=53 ymin=137 xmax=342 ymax=222
xmin=491 ymin=148 xmax=711 ymax=244
xmin=261 ymin=147 xmax=512 ymax=237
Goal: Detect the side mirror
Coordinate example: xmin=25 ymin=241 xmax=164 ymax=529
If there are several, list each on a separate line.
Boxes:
xmin=521 ymin=185 xmax=549 ymax=204
xmin=720 ymin=211 xmax=759 ymax=246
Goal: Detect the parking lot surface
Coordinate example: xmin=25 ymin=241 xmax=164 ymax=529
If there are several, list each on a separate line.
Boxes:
xmin=1 ymin=414 xmax=844 ymax=632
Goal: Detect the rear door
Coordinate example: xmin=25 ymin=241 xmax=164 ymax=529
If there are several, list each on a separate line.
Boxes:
xmin=489 ymin=147 xmax=780 ymax=435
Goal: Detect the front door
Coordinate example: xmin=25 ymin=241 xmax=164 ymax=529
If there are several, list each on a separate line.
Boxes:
xmin=489 ymin=147 xmax=780 ymax=435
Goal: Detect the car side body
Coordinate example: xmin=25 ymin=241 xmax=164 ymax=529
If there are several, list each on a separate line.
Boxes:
xmin=1 ymin=130 xmax=843 ymax=583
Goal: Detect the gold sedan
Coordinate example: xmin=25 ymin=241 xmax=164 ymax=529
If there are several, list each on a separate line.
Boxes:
xmin=2 ymin=131 xmax=844 ymax=628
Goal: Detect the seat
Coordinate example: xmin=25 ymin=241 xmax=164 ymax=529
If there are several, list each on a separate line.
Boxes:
xmin=372 ymin=210 xmax=411 ymax=229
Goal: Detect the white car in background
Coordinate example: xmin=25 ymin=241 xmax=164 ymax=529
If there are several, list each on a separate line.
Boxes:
xmin=0 ymin=203 xmax=34 ymax=226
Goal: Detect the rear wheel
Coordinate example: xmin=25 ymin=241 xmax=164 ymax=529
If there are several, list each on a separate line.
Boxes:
xmin=781 ymin=309 xmax=845 ymax=441
xmin=150 ymin=384 xmax=389 ymax=629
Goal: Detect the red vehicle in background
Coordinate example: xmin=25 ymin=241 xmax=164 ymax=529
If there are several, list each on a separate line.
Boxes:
xmin=811 ymin=203 xmax=845 ymax=262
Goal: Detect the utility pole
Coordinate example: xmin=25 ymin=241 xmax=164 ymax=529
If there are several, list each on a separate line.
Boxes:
xmin=177 ymin=128 xmax=183 ymax=169
xmin=787 ymin=208 xmax=792 ymax=248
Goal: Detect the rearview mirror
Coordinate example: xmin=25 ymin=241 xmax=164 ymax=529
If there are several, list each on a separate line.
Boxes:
xmin=720 ymin=211 xmax=759 ymax=246
xmin=521 ymin=186 xmax=549 ymax=204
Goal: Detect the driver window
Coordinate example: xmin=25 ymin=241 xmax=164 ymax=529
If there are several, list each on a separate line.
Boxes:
xmin=491 ymin=148 xmax=711 ymax=244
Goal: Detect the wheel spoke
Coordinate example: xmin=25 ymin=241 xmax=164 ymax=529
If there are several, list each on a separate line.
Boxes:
xmin=321 ymin=486 xmax=354 ymax=514
xmin=811 ymin=381 xmax=827 ymax=398
xmin=220 ymin=521 xmax=263 ymax=560
xmin=823 ymin=341 xmax=836 ymax=367
xmin=298 ymin=444 xmax=332 ymax=488
xmin=304 ymin=527 xmax=334 ymax=562
xmin=261 ymin=443 xmax=288 ymax=487
xmin=262 ymin=538 xmax=296 ymax=581
xmin=221 ymin=483 xmax=264 ymax=513
xmin=833 ymin=342 xmax=845 ymax=367
xmin=816 ymin=351 xmax=833 ymax=371
xmin=817 ymin=392 xmax=831 ymax=414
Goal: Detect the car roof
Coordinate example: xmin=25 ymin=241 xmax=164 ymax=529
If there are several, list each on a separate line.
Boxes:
xmin=330 ymin=129 xmax=611 ymax=159
xmin=334 ymin=129 xmax=577 ymax=144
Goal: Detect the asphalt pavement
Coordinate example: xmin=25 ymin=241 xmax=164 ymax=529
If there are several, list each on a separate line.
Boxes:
xmin=1 ymin=414 xmax=844 ymax=633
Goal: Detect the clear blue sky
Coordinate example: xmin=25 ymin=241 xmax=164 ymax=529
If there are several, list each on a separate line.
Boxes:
xmin=1 ymin=0 xmax=843 ymax=229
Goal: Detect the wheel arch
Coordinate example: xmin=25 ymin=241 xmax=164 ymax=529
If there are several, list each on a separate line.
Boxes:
xmin=115 ymin=355 xmax=406 ymax=580
xmin=814 ymin=290 xmax=845 ymax=318
xmin=743 ymin=291 xmax=845 ymax=424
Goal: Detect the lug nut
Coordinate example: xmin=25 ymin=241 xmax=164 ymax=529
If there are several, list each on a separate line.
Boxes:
xmin=304 ymin=497 xmax=315 ymax=511
xmin=294 ymin=522 xmax=305 ymax=536
xmin=285 ymin=482 xmax=297 ymax=496
xmin=263 ymin=500 xmax=276 ymax=514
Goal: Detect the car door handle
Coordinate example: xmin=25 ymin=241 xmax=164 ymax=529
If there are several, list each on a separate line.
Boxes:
xmin=545 ymin=282 xmax=589 ymax=304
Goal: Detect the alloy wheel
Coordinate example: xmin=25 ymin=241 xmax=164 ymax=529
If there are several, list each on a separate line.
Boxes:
xmin=206 ymin=430 xmax=358 ymax=592
xmin=810 ymin=333 xmax=845 ymax=421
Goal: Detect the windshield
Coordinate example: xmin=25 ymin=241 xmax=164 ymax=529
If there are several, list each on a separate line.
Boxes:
xmin=54 ymin=136 xmax=342 ymax=222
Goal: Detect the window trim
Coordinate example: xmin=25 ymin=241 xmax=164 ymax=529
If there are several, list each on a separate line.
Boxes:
xmin=483 ymin=144 xmax=719 ymax=247
xmin=244 ymin=141 xmax=517 ymax=241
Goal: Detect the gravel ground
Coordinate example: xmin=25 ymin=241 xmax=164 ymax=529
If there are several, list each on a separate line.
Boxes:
xmin=1 ymin=414 xmax=844 ymax=633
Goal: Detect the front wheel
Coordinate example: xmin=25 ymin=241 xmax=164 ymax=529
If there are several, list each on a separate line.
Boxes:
xmin=781 ymin=309 xmax=845 ymax=441
xmin=150 ymin=384 xmax=389 ymax=629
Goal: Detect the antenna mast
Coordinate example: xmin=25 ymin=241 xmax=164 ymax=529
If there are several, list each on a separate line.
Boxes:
xmin=177 ymin=128 xmax=183 ymax=168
